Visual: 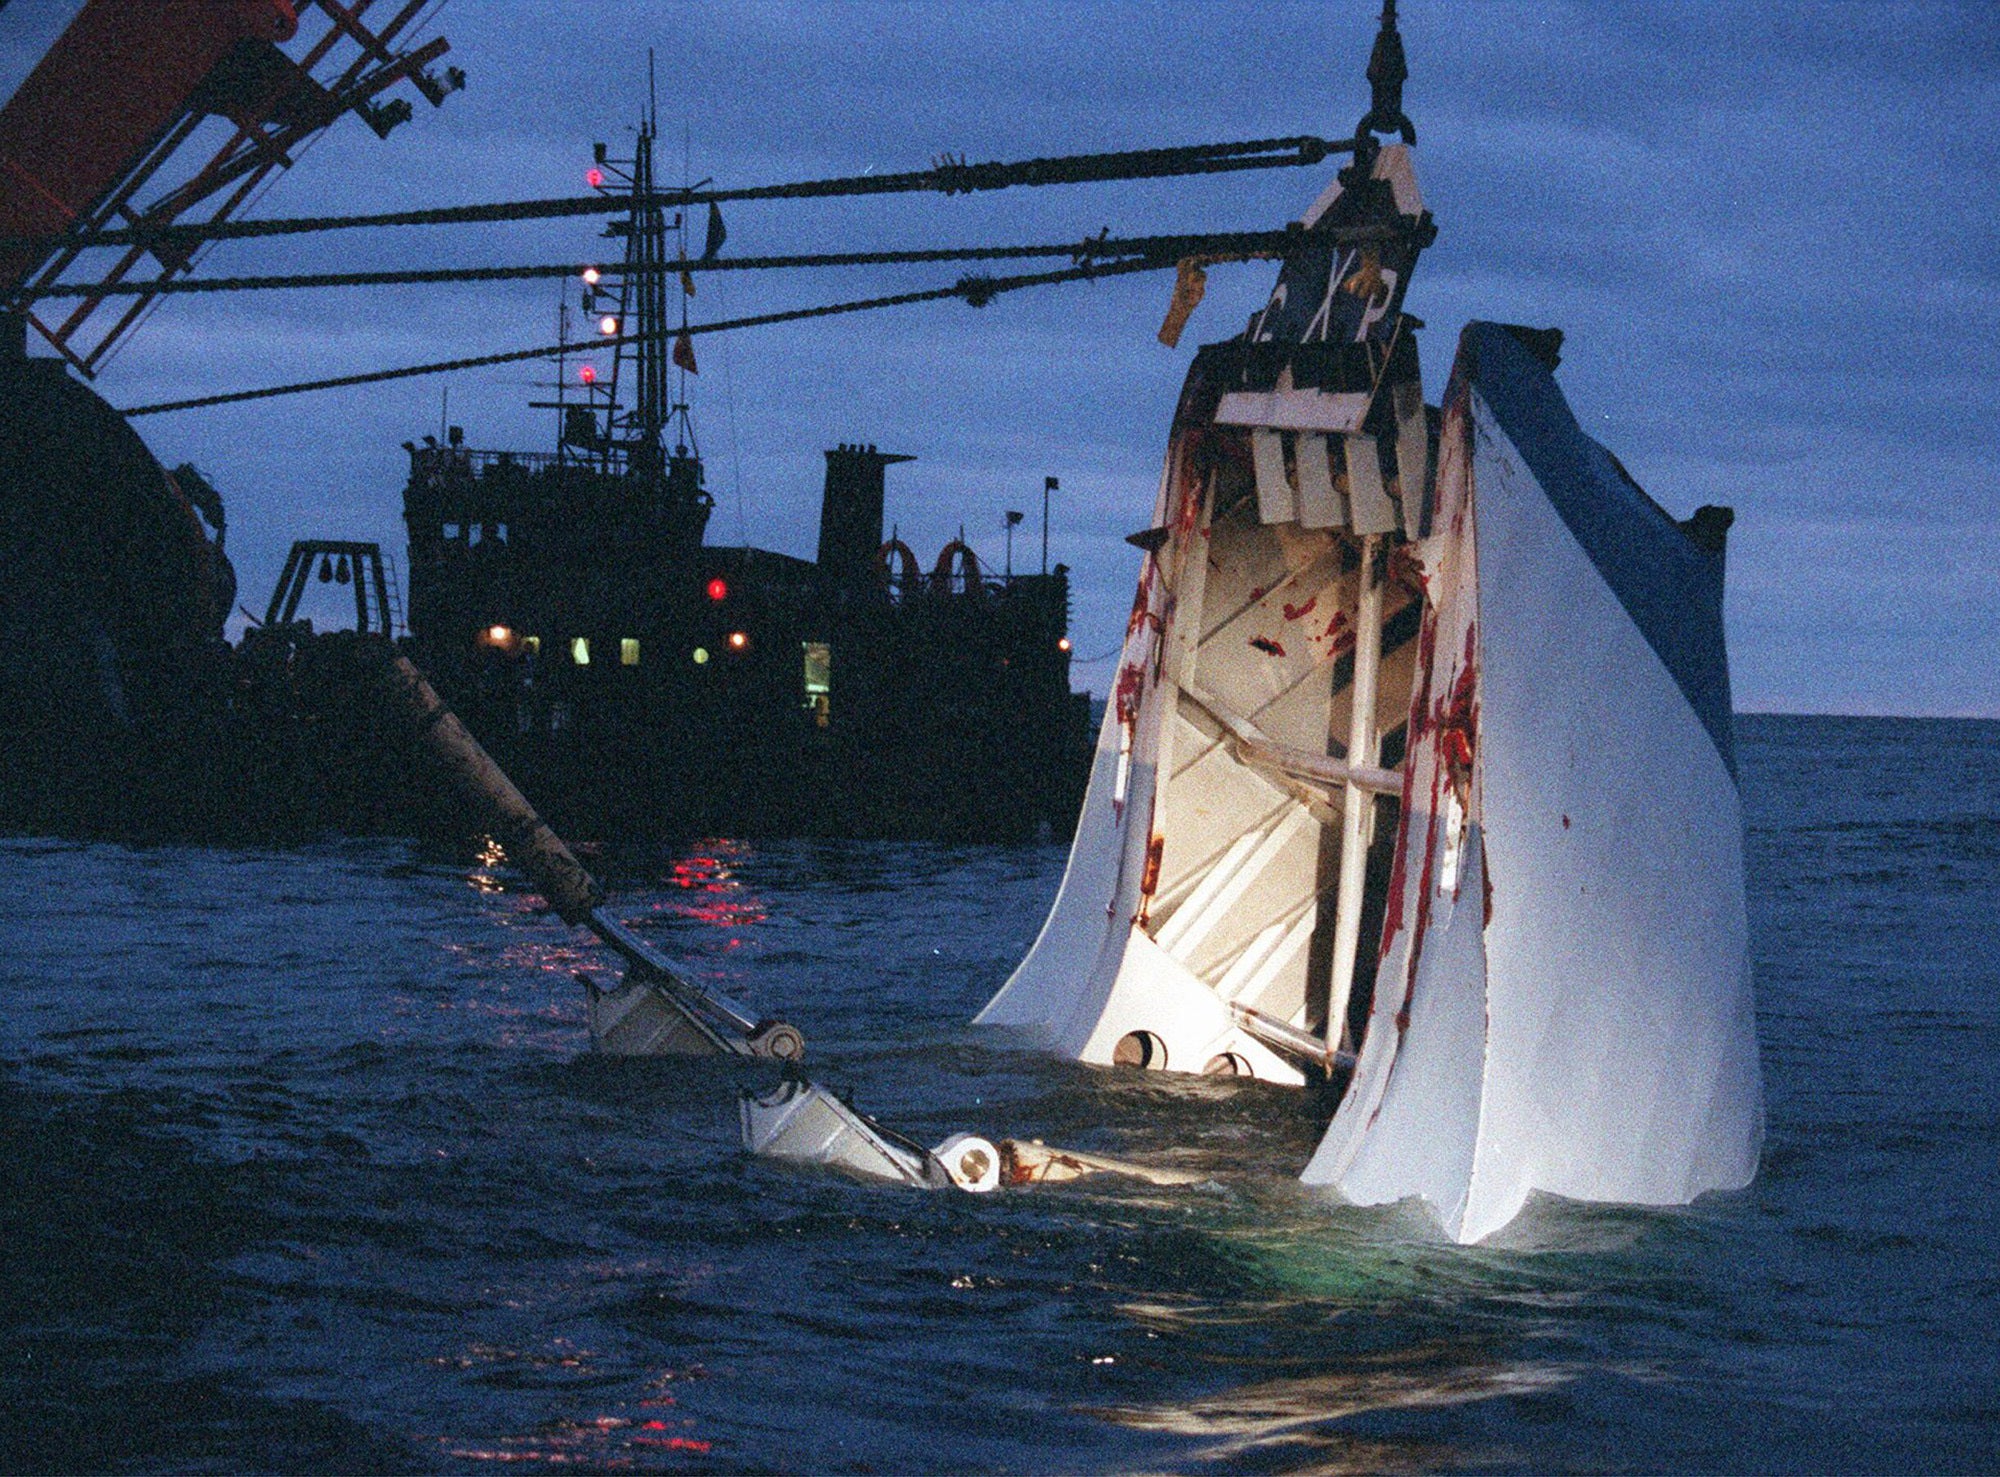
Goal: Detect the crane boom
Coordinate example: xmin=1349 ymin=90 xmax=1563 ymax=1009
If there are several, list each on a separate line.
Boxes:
xmin=0 ymin=0 xmax=458 ymax=375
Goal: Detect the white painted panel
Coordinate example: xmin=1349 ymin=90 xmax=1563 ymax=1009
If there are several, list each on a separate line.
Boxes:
xmin=1076 ymin=928 xmax=1302 ymax=1084
xmin=1294 ymin=433 xmax=1347 ymax=529
xmin=1251 ymin=429 xmax=1296 ymax=526
xmin=1345 ymin=433 xmax=1398 ymax=535
xmin=1393 ymin=380 xmax=1429 ymax=531
xmin=1460 ymin=392 xmax=1760 ymax=1241
xmin=1215 ymin=390 xmax=1370 ymax=433
xmin=1325 ymin=832 xmax=1490 ymax=1230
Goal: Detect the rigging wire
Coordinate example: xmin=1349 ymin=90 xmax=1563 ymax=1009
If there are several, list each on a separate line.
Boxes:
xmin=121 ymin=257 xmax=1165 ymax=418
xmin=1066 ymin=643 xmax=1130 ymax=666
xmin=21 ymin=227 xmax=1344 ymax=299
xmin=4 ymin=134 xmax=1351 ymax=256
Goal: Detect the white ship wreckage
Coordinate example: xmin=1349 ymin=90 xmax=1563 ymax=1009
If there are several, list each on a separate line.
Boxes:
xmin=0 ymin=1 xmax=1760 ymax=1240
xmin=338 ymin=3 xmax=1762 ymax=1241
xmin=971 ymin=18 xmax=1764 ymax=1240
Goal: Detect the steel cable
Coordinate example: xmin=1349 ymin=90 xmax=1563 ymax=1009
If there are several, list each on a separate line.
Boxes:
xmin=5 ymin=135 xmax=1349 ymax=256
xmin=23 ymin=227 xmax=1345 ymax=299
xmin=120 ymin=257 xmax=1165 ymax=417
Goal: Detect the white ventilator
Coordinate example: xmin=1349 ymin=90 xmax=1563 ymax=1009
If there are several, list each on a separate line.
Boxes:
xmin=976 ymin=141 xmax=1763 ymax=1242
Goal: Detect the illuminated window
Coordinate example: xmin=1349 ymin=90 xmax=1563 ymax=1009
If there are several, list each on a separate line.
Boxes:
xmin=571 ymin=637 xmax=591 ymax=665
xmin=522 ymin=635 xmax=541 ymax=656
xmin=620 ymin=637 xmax=640 ymax=666
xmin=442 ymin=522 xmax=460 ymax=540
xmin=803 ymin=642 xmax=832 ymax=726
xmin=802 ymin=642 xmax=831 ymax=699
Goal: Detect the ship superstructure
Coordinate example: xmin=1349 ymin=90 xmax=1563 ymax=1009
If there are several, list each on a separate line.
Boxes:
xmin=401 ymin=115 xmax=1088 ymax=840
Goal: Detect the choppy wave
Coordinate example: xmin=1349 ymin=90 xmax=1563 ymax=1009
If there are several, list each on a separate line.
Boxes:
xmin=0 ymin=715 xmax=1996 ymax=1471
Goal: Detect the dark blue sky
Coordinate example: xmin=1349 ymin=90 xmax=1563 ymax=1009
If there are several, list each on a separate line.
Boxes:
xmin=5 ymin=1 xmax=1996 ymax=714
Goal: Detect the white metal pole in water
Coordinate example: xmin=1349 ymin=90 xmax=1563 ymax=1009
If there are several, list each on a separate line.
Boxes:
xmin=1326 ymin=534 xmax=1384 ymax=1048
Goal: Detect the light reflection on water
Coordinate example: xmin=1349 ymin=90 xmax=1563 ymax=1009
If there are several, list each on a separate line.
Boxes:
xmin=0 ymin=717 xmax=1995 ymax=1471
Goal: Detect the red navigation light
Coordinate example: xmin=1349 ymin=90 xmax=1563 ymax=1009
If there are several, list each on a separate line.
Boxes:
xmin=706 ymin=577 xmax=729 ymax=603
xmin=586 ymin=167 xmax=604 ymax=188
xmin=578 ymin=364 xmax=597 ymax=385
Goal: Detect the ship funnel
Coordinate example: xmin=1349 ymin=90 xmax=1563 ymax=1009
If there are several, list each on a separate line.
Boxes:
xmin=818 ymin=443 xmax=913 ymax=586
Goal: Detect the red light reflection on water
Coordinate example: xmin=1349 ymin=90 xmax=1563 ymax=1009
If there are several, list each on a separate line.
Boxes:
xmin=441 ymin=1357 xmax=717 ymax=1466
xmin=662 ymin=849 xmax=768 ymax=928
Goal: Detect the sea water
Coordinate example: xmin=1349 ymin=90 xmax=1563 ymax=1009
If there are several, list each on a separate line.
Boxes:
xmin=0 ymin=715 xmax=1994 ymax=1472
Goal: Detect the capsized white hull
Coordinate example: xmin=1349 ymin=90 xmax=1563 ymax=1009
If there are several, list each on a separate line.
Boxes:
xmin=977 ymin=149 xmax=1762 ymax=1242
xmin=1302 ymin=323 xmax=1762 ymax=1241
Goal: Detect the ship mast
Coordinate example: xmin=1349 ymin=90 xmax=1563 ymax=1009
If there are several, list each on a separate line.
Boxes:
xmin=567 ymin=68 xmax=705 ymax=518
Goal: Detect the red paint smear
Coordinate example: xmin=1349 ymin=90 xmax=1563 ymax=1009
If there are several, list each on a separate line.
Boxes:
xmin=1430 ymin=626 xmax=1481 ymax=788
xmin=1368 ymin=754 xmax=1446 ymax=1130
xmin=1250 ymin=636 xmax=1286 ymax=657
xmin=1114 ymin=660 xmax=1149 ymax=726
xmin=1322 ymin=610 xmax=1350 ymax=640
xmin=1247 ymin=584 xmax=1269 ymax=603
xmin=1390 ymin=760 xmax=1447 ymax=1039
xmin=1282 ymin=594 xmax=1318 ymax=622
xmin=1388 ymin=543 xmax=1430 ymax=595
xmin=1365 ymin=601 xmax=1447 ymax=1131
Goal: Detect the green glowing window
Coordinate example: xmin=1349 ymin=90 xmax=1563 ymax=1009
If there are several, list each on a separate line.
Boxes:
xmin=802 ymin=642 xmax=831 ymax=698
xmin=802 ymin=641 xmax=831 ymax=724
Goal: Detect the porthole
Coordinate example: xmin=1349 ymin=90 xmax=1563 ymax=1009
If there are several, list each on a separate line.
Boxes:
xmin=1113 ymin=1030 xmax=1166 ymax=1070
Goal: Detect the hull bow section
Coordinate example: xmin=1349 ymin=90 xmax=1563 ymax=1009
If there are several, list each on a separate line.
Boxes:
xmin=978 ymin=154 xmax=1763 ymax=1241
